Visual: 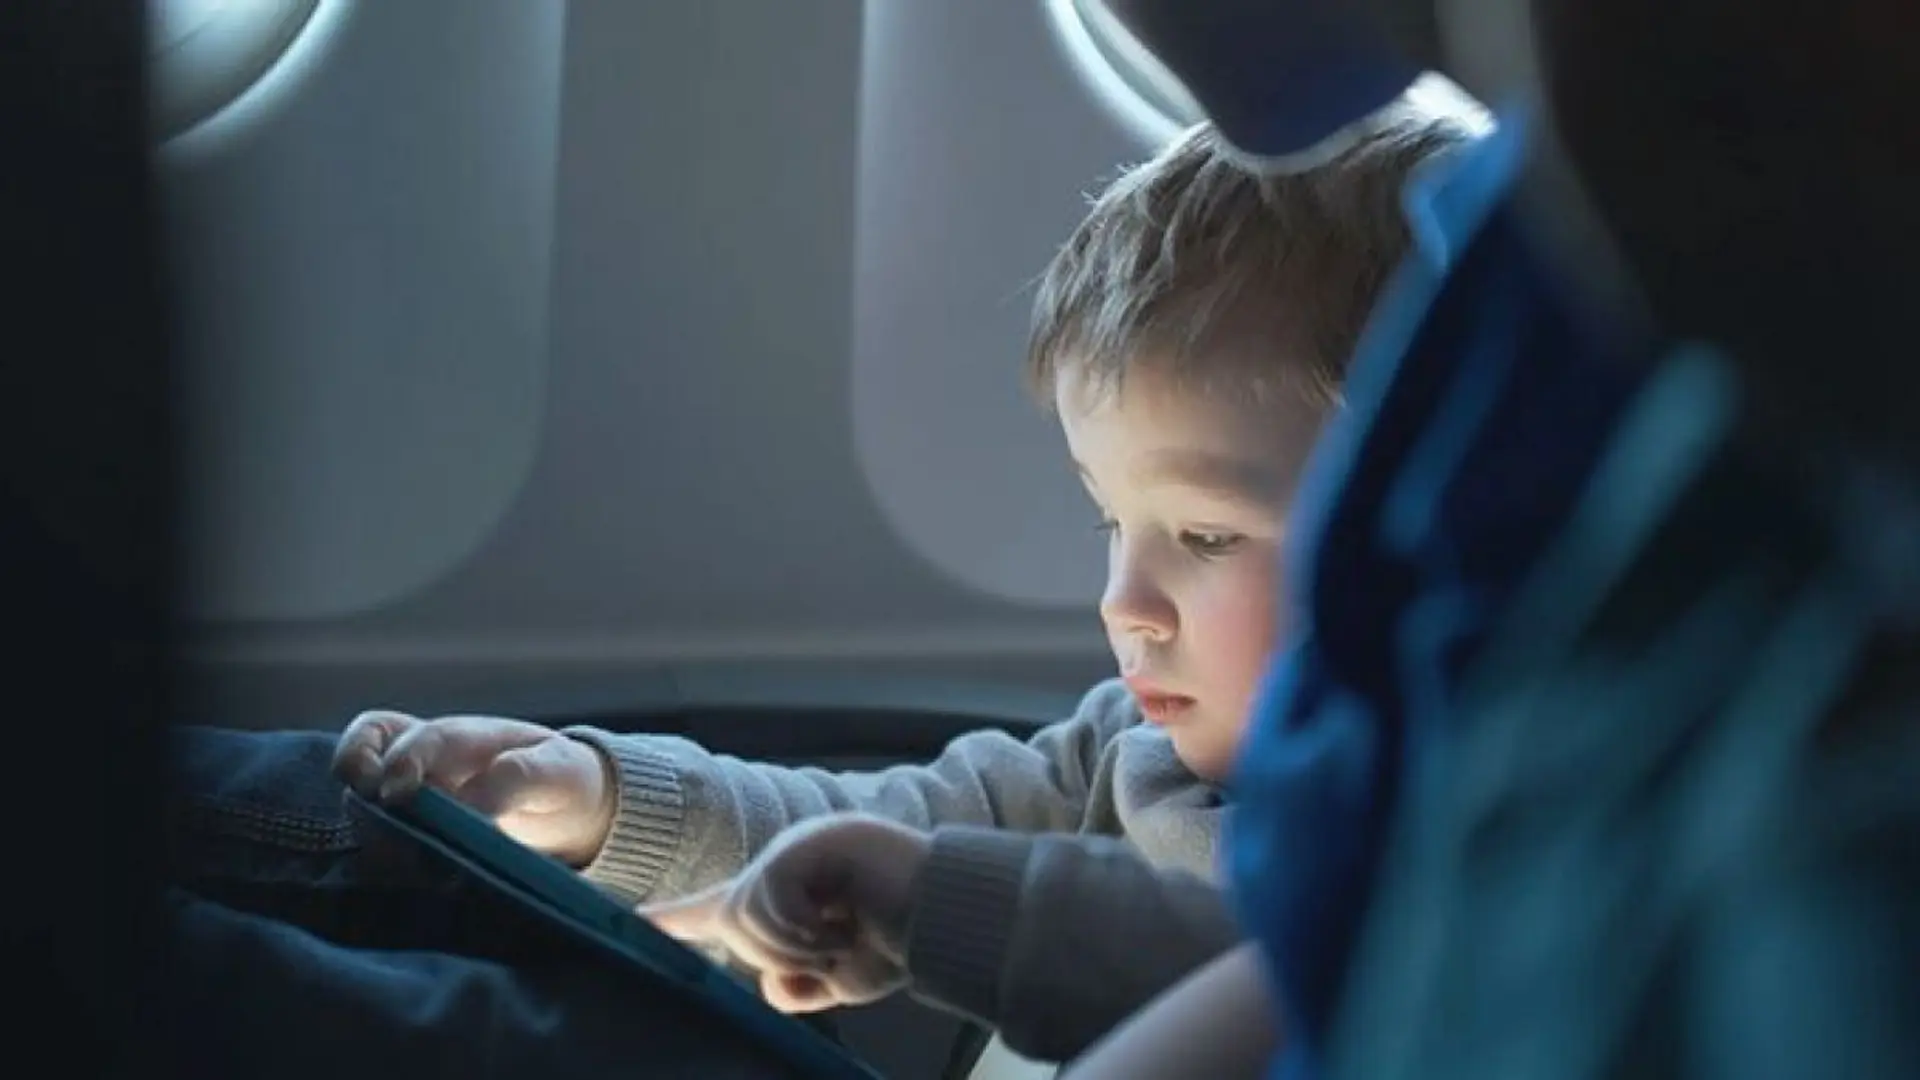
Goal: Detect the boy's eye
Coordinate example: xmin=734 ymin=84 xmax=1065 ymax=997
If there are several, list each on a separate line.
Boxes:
xmin=1093 ymin=517 xmax=1119 ymax=538
xmin=1179 ymin=530 xmax=1244 ymax=558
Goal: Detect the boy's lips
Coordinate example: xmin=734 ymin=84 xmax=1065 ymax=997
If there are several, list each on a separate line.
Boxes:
xmin=1124 ymin=676 xmax=1196 ymax=725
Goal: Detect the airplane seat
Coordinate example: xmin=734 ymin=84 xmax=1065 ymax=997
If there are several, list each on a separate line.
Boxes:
xmin=1518 ymin=0 xmax=1920 ymax=470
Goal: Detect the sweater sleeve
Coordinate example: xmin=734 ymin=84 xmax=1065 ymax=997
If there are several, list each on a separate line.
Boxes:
xmin=902 ymin=827 xmax=1241 ymax=1063
xmin=563 ymin=679 xmax=1143 ymax=904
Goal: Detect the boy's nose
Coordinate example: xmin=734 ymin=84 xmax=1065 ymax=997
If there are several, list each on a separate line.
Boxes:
xmin=1100 ymin=569 xmax=1177 ymax=642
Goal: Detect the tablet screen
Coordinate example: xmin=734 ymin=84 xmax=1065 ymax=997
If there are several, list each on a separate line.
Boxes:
xmin=373 ymin=788 xmax=883 ymax=1080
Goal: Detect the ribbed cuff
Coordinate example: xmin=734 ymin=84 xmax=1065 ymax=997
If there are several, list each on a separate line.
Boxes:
xmin=561 ymin=727 xmax=687 ymax=903
xmin=903 ymin=826 xmax=1034 ymax=1026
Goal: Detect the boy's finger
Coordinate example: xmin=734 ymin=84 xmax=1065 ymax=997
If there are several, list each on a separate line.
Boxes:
xmin=638 ymin=883 xmax=731 ymax=942
xmin=745 ymin=863 xmax=859 ymax=956
xmin=333 ymin=711 xmax=418 ymax=794
xmin=644 ymin=883 xmax=833 ymax=987
xmin=457 ymin=738 xmax=588 ymax=819
xmin=761 ymin=971 xmax=837 ymax=1014
xmin=378 ymin=716 xmax=547 ymax=802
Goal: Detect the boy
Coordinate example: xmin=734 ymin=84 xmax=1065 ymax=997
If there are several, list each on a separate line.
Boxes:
xmin=337 ymin=113 xmax=1470 ymax=1063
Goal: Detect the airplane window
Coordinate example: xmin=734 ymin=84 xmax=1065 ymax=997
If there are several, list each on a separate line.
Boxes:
xmin=148 ymin=0 xmax=327 ymax=141
xmin=162 ymin=0 xmax=563 ymax=623
xmin=1044 ymin=0 xmax=1204 ymax=147
xmin=851 ymin=1 xmax=1131 ymax=612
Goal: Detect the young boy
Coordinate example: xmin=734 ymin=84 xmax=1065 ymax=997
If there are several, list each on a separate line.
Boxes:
xmin=335 ymin=113 xmax=1470 ymax=1063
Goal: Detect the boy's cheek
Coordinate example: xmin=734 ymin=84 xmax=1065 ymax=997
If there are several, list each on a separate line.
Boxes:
xmin=1203 ymin=576 xmax=1282 ymax=685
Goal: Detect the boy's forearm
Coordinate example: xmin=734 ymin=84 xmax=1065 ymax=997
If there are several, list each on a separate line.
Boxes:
xmin=562 ymin=719 xmax=1105 ymax=904
xmin=563 ymin=683 xmax=1134 ymax=903
xmin=1060 ymin=942 xmax=1279 ymax=1080
xmin=903 ymin=828 xmax=1241 ymax=1064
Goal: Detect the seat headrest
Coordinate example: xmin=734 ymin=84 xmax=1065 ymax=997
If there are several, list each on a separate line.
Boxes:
xmin=1100 ymin=0 xmax=1420 ymax=168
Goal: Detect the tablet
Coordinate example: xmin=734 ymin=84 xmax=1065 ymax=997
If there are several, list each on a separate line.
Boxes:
xmin=376 ymin=787 xmax=883 ymax=1080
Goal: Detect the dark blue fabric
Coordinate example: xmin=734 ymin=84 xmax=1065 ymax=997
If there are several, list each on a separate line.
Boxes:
xmin=1102 ymin=0 xmax=1418 ymax=160
xmin=1225 ymin=113 xmax=1651 ymax=1079
xmin=1315 ymin=342 xmax=1920 ymax=1080
xmin=166 ymin=726 xmax=564 ymax=963
xmin=159 ymin=725 xmax=812 ymax=1079
xmin=158 ymin=889 xmax=799 ymax=1080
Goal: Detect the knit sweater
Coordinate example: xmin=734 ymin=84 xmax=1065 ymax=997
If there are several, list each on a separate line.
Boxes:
xmin=565 ymin=677 xmax=1237 ymax=1062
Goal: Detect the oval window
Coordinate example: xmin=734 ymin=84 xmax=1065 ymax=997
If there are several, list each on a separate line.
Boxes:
xmin=1044 ymin=0 xmax=1203 ymax=146
xmin=149 ymin=0 xmax=323 ymax=141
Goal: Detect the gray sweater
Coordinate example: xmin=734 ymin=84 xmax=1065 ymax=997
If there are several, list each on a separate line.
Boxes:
xmin=564 ymin=677 xmax=1237 ymax=1063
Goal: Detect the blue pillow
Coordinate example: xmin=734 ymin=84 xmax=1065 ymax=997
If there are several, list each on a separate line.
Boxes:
xmin=1225 ymin=109 xmax=1650 ymax=1079
xmin=1100 ymin=0 xmax=1419 ymax=167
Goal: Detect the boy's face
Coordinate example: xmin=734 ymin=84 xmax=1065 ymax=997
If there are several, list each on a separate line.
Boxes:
xmin=1056 ymin=365 xmax=1324 ymax=782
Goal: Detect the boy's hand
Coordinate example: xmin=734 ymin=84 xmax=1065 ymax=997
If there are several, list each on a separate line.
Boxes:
xmin=332 ymin=710 xmax=616 ymax=867
xmin=641 ymin=814 xmax=930 ymax=1013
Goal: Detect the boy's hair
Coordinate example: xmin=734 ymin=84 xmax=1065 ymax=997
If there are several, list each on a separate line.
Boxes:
xmin=1027 ymin=110 xmax=1475 ymax=411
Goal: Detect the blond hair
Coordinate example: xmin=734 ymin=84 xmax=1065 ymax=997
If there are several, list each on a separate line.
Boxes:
xmin=1027 ymin=112 xmax=1473 ymax=411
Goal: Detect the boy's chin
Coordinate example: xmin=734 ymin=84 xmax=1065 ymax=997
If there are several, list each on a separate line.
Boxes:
xmin=1168 ymin=729 xmax=1235 ymax=784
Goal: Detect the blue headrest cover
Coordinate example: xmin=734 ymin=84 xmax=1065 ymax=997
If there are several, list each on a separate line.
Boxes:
xmin=1100 ymin=0 xmax=1420 ymax=166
